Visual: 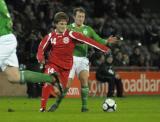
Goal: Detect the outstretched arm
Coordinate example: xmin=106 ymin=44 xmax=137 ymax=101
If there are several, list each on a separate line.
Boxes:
xmin=90 ymin=26 xmax=118 ymax=45
xmin=69 ymin=31 xmax=111 ymax=53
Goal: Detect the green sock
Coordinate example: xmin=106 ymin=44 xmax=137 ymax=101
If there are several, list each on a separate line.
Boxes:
xmin=20 ymin=70 xmax=53 ymax=84
xmin=81 ymin=86 xmax=89 ymax=109
xmin=56 ymin=88 xmax=69 ymax=106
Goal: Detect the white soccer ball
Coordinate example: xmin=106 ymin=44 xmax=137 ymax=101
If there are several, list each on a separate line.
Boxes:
xmin=102 ymin=98 xmax=117 ymax=112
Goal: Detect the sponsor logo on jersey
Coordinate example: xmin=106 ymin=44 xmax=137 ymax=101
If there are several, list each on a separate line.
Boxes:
xmin=83 ymin=29 xmax=88 ymax=35
xmin=63 ymin=37 xmax=69 ymax=44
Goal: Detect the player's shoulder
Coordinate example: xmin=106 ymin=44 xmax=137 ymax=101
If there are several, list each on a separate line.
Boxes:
xmin=68 ymin=23 xmax=74 ymax=28
xmin=68 ymin=23 xmax=72 ymax=26
xmin=49 ymin=32 xmax=55 ymax=36
xmin=44 ymin=31 xmax=56 ymax=39
xmin=83 ymin=24 xmax=94 ymax=30
xmin=68 ymin=23 xmax=90 ymax=28
xmin=83 ymin=24 xmax=91 ymax=28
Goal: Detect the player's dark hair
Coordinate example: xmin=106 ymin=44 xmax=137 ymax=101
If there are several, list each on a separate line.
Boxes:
xmin=54 ymin=12 xmax=69 ymax=24
xmin=73 ymin=7 xmax=86 ymax=16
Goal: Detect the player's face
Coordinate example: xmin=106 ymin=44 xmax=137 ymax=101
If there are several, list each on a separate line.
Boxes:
xmin=107 ymin=57 xmax=113 ymax=63
xmin=74 ymin=11 xmax=85 ymax=26
xmin=55 ymin=20 xmax=67 ymax=33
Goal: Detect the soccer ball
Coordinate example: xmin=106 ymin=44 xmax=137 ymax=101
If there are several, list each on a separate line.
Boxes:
xmin=102 ymin=98 xmax=117 ymax=112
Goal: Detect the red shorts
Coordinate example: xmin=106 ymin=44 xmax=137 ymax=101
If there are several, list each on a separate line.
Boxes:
xmin=44 ymin=63 xmax=70 ymax=88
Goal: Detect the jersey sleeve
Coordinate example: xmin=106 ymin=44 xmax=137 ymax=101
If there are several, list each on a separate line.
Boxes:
xmin=36 ymin=33 xmax=52 ymax=63
xmin=89 ymin=26 xmax=107 ymax=44
xmin=69 ymin=31 xmax=110 ymax=53
xmin=0 ymin=0 xmax=10 ymax=18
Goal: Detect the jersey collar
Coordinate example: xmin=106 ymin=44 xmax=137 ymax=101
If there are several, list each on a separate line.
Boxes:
xmin=72 ymin=23 xmax=84 ymax=28
xmin=55 ymin=29 xmax=67 ymax=36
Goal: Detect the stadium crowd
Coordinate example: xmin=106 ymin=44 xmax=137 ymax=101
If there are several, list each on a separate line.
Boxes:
xmin=6 ymin=0 xmax=160 ymax=70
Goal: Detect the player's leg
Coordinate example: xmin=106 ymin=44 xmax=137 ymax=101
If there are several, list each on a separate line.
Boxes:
xmin=41 ymin=84 xmax=50 ymax=111
xmin=58 ymin=68 xmax=76 ymax=103
xmin=40 ymin=65 xmax=60 ymax=112
xmin=0 ymin=47 xmax=54 ymax=84
xmin=3 ymin=67 xmax=59 ymax=84
xmin=0 ymin=34 xmax=58 ymax=84
xmin=48 ymin=69 xmax=73 ymax=112
xmin=77 ymin=57 xmax=90 ymax=112
xmin=115 ymin=78 xmax=123 ymax=97
xmin=48 ymin=78 xmax=73 ymax=112
xmin=107 ymin=78 xmax=115 ymax=97
xmin=40 ymin=83 xmax=61 ymax=112
xmin=40 ymin=83 xmax=53 ymax=112
xmin=4 ymin=51 xmax=56 ymax=85
xmin=3 ymin=69 xmax=55 ymax=84
xmin=78 ymin=70 xmax=89 ymax=112
xmin=40 ymin=66 xmax=60 ymax=112
xmin=0 ymin=33 xmax=20 ymax=82
xmin=4 ymin=66 xmax=20 ymax=82
xmin=19 ymin=70 xmax=57 ymax=84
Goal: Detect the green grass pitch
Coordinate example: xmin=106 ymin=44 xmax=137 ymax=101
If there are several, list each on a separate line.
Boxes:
xmin=0 ymin=95 xmax=160 ymax=122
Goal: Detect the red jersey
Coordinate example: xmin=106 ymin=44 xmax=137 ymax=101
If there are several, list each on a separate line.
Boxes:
xmin=37 ymin=30 xmax=110 ymax=70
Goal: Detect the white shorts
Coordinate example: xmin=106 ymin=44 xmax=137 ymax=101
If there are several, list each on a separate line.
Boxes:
xmin=69 ymin=56 xmax=89 ymax=79
xmin=0 ymin=33 xmax=19 ymax=71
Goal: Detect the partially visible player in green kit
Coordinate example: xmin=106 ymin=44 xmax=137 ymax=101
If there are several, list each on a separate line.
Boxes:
xmin=48 ymin=7 xmax=118 ymax=112
xmin=0 ymin=0 xmax=61 ymax=88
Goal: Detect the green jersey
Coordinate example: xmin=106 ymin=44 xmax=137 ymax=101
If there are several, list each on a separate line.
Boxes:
xmin=68 ymin=23 xmax=106 ymax=57
xmin=0 ymin=0 xmax=13 ymax=36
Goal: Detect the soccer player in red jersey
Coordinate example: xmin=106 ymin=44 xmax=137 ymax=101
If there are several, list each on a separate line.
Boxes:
xmin=37 ymin=12 xmax=110 ymax=112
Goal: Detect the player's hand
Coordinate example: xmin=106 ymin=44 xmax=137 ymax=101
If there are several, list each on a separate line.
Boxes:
xmin=107 ymin=35 xmax=119 ymax=44
xmin=115 ymin=73 xmax=121 ymax=79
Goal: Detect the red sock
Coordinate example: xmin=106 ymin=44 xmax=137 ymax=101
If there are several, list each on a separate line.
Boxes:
xmin=41 ymin=84 xmax=53 ymax=109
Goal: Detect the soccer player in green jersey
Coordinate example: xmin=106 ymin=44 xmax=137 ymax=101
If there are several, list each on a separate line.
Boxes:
xmin=48 ymin=7 xmax=118 ymax=112
xmin=0 ymin=0 xmax=61 ymax=88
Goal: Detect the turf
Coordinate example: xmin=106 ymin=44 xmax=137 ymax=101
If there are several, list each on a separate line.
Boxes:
xmin=0 ymin=95 xmax=160 ymax=122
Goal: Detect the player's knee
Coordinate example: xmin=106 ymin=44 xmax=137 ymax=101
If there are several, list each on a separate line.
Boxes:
xmin=6 ymin=71 xmax=20 ymax=83
xmin=79 ymin=76 xmax=88 ymax=86
xmin=4 ymin=67 xmax=20 ymax=83
xmin=79 ymin=72 xmax=88 ymax=83
xmin=54 ymin=86 xmax=61 ymax=96
xmin=8 ymin=75 xmax=20 ymax=83
xmin=55 ymin=90 xmax=61 ymax=96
